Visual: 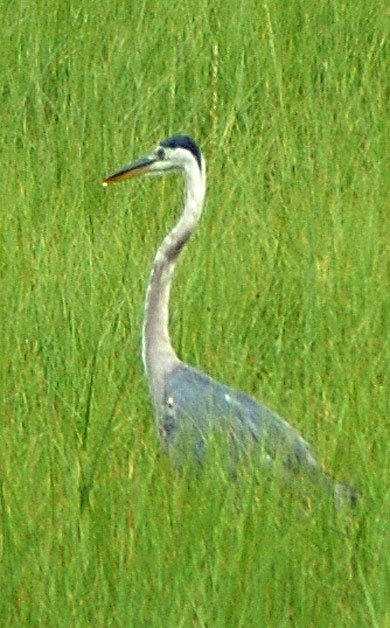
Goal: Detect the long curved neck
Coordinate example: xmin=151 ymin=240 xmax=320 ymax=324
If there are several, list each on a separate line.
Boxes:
xmin=142 ymin=160 xmax=206 ymax=407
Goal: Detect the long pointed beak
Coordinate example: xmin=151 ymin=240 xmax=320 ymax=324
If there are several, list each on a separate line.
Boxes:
xmin=102 ymin=154 xmax=157 ymax=185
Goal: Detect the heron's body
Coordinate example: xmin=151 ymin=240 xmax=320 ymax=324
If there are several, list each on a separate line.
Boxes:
xmin=103 ymin=134 xmax=356 ymax=507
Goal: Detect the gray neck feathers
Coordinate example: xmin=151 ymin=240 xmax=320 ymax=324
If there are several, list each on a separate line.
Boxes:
xmin=142 ymin=161 xmax=206 ymax=408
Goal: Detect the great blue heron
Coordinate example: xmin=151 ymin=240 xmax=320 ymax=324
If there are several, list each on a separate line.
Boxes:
xmin=103 ymin=134 xmax=356 ymax=508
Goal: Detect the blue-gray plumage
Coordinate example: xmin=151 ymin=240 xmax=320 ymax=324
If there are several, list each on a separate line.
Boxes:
xmin=163 ymin=363 xmax=323 ymax=480
xmin=103 ymin=135 xmax=356 ymax=508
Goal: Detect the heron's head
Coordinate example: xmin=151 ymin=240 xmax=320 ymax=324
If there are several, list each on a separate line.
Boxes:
xmin=103 ymin=134 xmax=203 ymax=185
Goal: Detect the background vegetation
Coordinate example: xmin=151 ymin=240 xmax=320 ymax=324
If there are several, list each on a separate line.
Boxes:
xmin=1 ymin=0 xmax=389 ymax=625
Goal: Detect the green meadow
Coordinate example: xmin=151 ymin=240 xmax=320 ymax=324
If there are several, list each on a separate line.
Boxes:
xmin=1 ymin=0 xmax=389 ymax=624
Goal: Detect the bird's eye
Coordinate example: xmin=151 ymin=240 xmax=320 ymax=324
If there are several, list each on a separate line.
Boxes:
xmin=156 ymin=147 xmax=165 ymax=160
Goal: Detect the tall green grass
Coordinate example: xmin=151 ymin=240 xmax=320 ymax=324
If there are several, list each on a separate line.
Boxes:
xmin=1 ymin=0 xmax=389 ymax=624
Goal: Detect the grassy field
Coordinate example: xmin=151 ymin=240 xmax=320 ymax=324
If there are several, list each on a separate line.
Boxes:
xmin=1 ymin=0 xmax=389 ymax=625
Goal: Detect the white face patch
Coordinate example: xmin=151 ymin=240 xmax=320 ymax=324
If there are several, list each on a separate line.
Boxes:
xmin=224 ymin=393 xmax=231 ymax=403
